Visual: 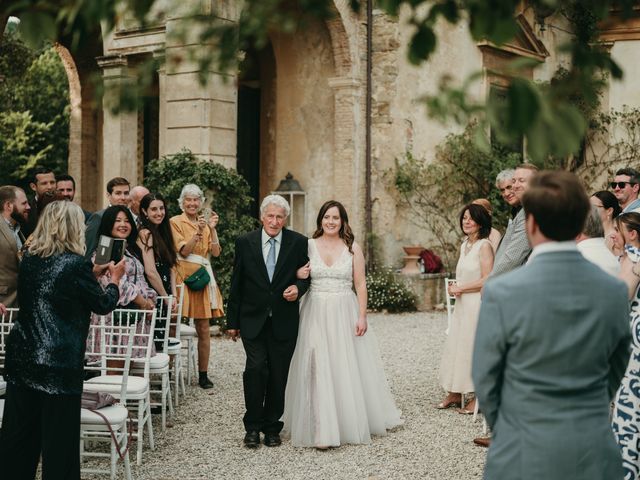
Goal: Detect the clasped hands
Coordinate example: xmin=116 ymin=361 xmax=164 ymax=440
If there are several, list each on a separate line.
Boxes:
xmin=226 ymin=281 xmax=301 ymax=343
xmin=447 ymin=283 xmax=463 ymax=297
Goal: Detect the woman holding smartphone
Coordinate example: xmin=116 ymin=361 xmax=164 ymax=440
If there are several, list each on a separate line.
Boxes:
xmin=170 ymin=184 xmax=223 ymax=389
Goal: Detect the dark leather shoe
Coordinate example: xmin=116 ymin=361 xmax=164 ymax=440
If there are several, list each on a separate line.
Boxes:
xmin=263 ymin=433 xmax=282 ymax=447
xmin=198 ymin=376 xmax=213 ymax=389
xmin=473 ymin=437 xmax=491 ymax=448
xmin=243 ymin=431 xmax=260 ymax=448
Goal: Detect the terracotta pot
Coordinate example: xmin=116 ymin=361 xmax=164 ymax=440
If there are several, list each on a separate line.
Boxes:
xmin=402 ymin=245 xmax=424 ymax=256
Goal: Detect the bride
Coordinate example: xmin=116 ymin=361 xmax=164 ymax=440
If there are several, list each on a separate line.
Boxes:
xmin=282 ymin=200 xmax=402 ymax=448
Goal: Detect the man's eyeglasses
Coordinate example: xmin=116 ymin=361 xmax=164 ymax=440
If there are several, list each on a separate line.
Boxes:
xmin=610 ymin=181 xmax=636 ymax=189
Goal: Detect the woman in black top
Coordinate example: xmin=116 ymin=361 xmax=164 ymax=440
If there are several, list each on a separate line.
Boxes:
xmin=0 ymin=200 xmax=124 ymax=480
xmin=137 ymin=193 xmax=177 ymax=298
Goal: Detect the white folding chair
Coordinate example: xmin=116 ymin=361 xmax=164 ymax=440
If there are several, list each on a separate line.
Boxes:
xmin=0 ymin=308 xmax=18 ymax=426
xmin=167 ymin=285 xmax=187 ymax=405
xmin=132 ymin=295 xmax=174 ymax=431
xmin=84 ymin=308 xmax=156 ymax=466
xmin=81 ymin=323 xmax=135 ymax=480
xmin=0 ymin=308 xmax=19 ymax=398
xmin=444 ymin=277 xmax=456 ymax=336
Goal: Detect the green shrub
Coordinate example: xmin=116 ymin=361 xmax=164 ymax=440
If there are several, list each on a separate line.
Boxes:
xmin=366 ymin=267 xmax=417 ymax=313
xmin=144 ymin=149 xmax=259 ymax=313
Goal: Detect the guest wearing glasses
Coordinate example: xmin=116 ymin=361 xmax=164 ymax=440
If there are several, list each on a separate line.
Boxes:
xmin=611 ymin=167 xmax=640 ymax=214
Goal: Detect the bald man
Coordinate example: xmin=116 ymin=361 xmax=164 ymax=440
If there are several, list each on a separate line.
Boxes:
xmin=129 ymin=185 xmax=150 ymax=228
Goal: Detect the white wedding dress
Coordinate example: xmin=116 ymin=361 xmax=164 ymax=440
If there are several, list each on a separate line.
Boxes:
xmin=282 ymin=239 xmax=403 ymax=447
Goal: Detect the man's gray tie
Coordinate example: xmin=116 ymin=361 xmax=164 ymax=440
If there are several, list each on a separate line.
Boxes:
xmin=267 ymin=237 xmax=276 ymax=281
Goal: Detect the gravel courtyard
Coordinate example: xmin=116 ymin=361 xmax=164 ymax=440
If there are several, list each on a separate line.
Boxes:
xmin=105 ymin=312 xmax=487 ymax=479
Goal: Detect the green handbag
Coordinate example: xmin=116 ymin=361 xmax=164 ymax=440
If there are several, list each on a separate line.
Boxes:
xmin=184 ymin=266 xmax=210 ymax=291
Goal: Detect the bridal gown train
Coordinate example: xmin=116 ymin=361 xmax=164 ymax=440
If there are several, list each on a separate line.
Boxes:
xmin=282 ymin=239 xmax=403 ymax=447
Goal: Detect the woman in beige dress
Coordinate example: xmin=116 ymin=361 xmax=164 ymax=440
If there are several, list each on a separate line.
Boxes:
xmin=437 ymin=203 xmax=494 ymax=413
xmin=170 ymin=184 xmax=223 ymax=389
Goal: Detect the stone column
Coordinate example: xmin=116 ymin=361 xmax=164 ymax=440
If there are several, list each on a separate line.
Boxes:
xmin=162 ymin=8 xmax=238 ymax=168
xmin=155 ymin=53 xmax=168 ymax=158
xmin=328 ymin=76 xmax=364 ymax=238
xmin=97 ymin=55 xmax=139 ymax=206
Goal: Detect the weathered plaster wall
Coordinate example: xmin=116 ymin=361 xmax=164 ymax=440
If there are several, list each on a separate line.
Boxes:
xmin=370 ymin=10 xmax=485 ymax=268
xmin=268 ymin=21 xmax=336 ymax=235
xmin=609 ymin=40 xmax=640 ymax=111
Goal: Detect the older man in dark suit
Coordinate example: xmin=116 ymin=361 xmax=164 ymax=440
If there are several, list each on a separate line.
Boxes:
xmin=473 ymin=171 xmax=630 ymax=479
xmin=227 ymin=194 xmax=310 ymax=449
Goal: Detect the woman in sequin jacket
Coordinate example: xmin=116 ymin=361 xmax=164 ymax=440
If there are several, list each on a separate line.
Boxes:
xmin=0 ymin=200 xmax=124 ymax=480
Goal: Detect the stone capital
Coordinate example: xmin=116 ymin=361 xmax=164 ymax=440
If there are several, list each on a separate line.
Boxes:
xmin=96 ymin=55 xmax=129 ymax=70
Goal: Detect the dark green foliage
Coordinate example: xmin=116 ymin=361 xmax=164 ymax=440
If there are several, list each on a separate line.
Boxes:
xmin=0 ymin=32 xmax=69 ymax=190
xmin=366 ymin=267 xmax=417 ymax=313
xmin=144 ymin=149 xmax=260 ymax=304
xmin=393 ymin=123 xmax=521 ymax=268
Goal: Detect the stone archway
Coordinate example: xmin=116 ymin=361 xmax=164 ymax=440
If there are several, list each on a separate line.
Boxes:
xmin=235 ymin=3 xmax=365 ymax=235
xmin=56 ymin=34 xmax=104 ymax=211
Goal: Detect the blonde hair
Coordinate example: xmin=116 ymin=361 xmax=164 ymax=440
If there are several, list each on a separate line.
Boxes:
xmin=28 ymin=201 xmax=86 ymax=257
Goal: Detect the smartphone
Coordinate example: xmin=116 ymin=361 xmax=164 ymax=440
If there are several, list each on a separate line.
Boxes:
xmin=95 ymin=235 xmax=126 ymax=264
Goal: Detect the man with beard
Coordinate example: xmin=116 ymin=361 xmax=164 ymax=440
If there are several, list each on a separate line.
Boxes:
xmin=23 ymin=167 xmax=56 ymax=238
xmin=0 ymin=186 xmax=30 ymax=308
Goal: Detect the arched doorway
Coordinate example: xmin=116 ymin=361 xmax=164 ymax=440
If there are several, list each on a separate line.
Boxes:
xmin=237 ymin=16 xmax=337 ymax=234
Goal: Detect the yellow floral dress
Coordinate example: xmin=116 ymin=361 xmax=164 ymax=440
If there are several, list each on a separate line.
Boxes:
xmin=170 ymin=214 xmax=224 ymax=320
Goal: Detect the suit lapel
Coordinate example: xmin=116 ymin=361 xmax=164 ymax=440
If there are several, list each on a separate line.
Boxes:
xmin=249 ymin=230 xmax=271 ymax=285
xmin=272 ymin=229 xmax=293 ymax=282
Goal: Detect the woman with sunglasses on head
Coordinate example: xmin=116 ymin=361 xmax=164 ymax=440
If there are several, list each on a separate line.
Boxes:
xmin=610 ymin=212 xmax=640 ymax=480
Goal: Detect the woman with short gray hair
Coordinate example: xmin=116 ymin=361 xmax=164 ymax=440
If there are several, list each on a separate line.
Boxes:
xmin=170 ymin=184 xmax=223 ymax=389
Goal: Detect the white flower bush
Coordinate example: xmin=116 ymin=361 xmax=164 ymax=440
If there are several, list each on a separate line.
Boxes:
xmin=366 ymin=268 xmax=417 ymax=313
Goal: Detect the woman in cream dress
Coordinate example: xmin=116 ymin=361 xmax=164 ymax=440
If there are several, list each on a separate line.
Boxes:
xmin=437 ymin=203 xmax=494 ymax=413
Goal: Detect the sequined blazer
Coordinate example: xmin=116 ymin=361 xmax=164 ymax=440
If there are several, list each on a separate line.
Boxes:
xmin=4 ymin=252 xmax=119 ymax=395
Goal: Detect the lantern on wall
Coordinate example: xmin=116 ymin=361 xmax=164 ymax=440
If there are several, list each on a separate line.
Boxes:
xmin=272 ymin=172 xmax=306 ymax=233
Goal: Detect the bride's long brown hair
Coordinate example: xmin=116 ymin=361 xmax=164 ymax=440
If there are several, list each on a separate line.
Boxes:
xmin=312 ymin=200 xmax=355 ymax=253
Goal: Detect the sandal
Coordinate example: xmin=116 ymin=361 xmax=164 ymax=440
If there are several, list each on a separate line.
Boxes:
xmin=457 ymin=407 xmax=475 ymax=415
xmin=435 ymin=399 xmax=461 ymax=409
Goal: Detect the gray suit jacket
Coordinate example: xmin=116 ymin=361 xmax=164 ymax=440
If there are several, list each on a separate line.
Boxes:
xmin=84 ymin=208 xmax=105 ymax=259
xmin=473 ymin=249 xmax=630 ymax=479
xmin=0 ymin=220 xmax=20 ymax=307
xmin=491 ymin=208 xmax=531 ymax=277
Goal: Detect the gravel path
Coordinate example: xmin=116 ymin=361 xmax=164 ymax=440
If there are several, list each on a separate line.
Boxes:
xmin=94 ymin=312 xmax=487 ymax=479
